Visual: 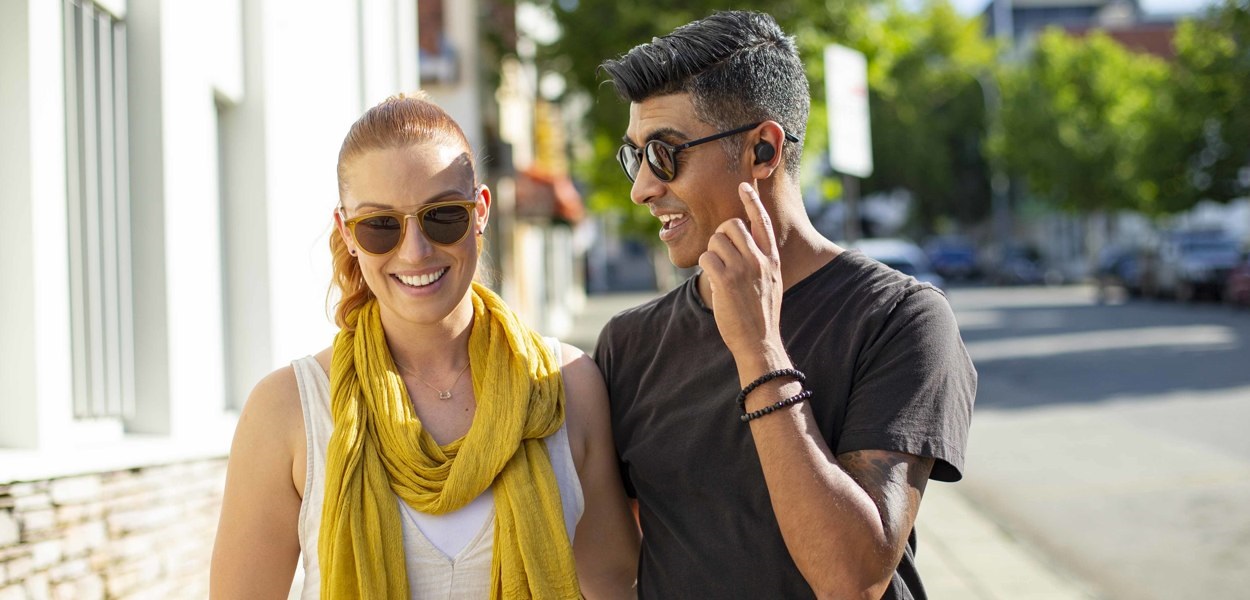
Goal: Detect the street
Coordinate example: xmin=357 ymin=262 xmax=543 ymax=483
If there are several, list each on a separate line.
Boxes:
xmin=949 ymin=284 xmax=1250 ymax=599
xmin=570 ymin=284 xmax=1250 ymax=599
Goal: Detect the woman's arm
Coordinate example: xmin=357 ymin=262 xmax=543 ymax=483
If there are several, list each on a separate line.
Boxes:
xmin=561 ymin=343 xmax=641 ymax=600
xmin=210 ymin=367 xmax=306 ymax=600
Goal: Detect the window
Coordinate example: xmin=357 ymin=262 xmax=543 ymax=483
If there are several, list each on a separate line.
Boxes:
xmin=63 ymin=0 xmax=135 ymax=421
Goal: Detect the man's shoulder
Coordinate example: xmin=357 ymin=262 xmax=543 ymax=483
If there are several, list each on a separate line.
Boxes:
xmin=602 ymin=282 xmax=686 ymax=331
xmin=787 ymin=250 xmax=955 ymax=343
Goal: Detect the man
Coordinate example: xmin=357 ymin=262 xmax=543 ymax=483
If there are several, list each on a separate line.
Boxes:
xmin=593 ymin=10 xmax=976 ymax=599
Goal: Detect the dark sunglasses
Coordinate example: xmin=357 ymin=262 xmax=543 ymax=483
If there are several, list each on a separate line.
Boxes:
xmin=341 ymin=191 xmax=479 ymax=255
xmin=617 ymin=122 xmax=801 ymax=183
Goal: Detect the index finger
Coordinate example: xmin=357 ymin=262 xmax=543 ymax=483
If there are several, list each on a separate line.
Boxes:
xmin=738 ymin=181 xmax=777 ymax=258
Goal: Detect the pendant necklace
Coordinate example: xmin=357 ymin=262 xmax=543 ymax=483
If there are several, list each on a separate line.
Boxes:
xmin=402 ymin=361 xmax=470 ymax=400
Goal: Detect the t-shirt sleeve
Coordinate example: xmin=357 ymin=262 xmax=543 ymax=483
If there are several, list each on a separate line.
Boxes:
xmin=836 ymin=287 xmax=976 ymax=482
xmin=593 ymin=316 xmax=638 ymax=499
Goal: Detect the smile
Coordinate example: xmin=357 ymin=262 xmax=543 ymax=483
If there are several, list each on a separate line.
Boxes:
xmin=393 ymin=268 xmax=448 ymax=288
xmin=658 ymin=213 xmax=688 ymax=229
xmin=657 ymin=213 xmax=689 ymax=242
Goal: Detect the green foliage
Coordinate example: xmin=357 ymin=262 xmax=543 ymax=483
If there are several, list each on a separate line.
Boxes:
xmin=857 ymin=0 xmax=998 ymax=234
xmin=1142 ymin=0 xmax=1250 ymax=211
xmin=995 ymin=29 xmax=1170 ymax=213
xmin=996 ymin=0 xmax=1249 ymax=216
xmin=535 ymin=0 xmax=870 ymax=241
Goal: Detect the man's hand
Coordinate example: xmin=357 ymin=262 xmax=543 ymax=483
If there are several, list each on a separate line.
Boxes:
xmin=698 ymin=182 xmax=787 ymax=374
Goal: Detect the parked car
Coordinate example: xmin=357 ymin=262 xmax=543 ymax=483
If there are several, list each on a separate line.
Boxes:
xmin=924 ymin=236 xmax=980 ymax=281
xmin=847 ymin=238 xmax=946 ymax=290
xmin=1224 ymin=252 xmax=1250 ymax=308
xmin=1141 ymin=230 xmax=1242 ymax=301
xmin=988 ymin=243 xmax=1047 ymax=286
xmin=1095 ymin=244 xmax=1144 ymax=300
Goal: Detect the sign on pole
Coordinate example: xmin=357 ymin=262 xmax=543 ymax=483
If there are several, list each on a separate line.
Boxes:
xmin=824 ymin=44 xmax=873 ymax=179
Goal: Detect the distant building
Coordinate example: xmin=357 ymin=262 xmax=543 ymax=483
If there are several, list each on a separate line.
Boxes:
xmin=982 ymin=0 xmax=1180 ymax=59
xmin=983 ymin=0 xmax=1140 ymax=41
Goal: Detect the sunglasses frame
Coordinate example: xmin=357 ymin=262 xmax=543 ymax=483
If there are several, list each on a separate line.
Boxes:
xmin=340 ymin=192 xmax=480 ymax=256
xmin=617 ymin=122 xmax=801 ymax=183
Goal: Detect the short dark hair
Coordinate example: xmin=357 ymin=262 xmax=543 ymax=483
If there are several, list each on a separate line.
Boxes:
xmin=600 ymin=10 xmax=809 ymax=180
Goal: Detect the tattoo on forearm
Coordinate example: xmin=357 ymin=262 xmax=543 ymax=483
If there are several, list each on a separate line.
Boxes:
xmin=837 ymin=450 xmax=934 ymax=544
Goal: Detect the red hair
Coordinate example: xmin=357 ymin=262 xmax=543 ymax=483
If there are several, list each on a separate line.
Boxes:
xmin=329 ymin=92 xmax=475 ymax=330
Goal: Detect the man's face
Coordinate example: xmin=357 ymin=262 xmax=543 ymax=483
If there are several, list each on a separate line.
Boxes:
xmin=624 ymin=93 xmax=751 ymax=269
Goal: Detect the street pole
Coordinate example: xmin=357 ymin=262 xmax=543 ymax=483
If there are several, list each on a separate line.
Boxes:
xmin=975 ymin=72 xmax=1011 ymax=259
xmin=843 ymin=174 xmax=861 ymax=243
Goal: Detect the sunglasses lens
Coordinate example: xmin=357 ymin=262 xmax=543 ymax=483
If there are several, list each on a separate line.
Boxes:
xmin=354 ymin=214 xmax=403 ymax=254
xmin=645 ymin=141 xmax=677 ymax=181
xmin=421 ymin=204 xmax=472 ymax=245
xmin=617 ymin=145 xmax=640 ymax=182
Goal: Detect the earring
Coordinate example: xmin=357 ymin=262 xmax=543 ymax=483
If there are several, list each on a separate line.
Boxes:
xmin=349 ymin=249 xmax=357 ymax=256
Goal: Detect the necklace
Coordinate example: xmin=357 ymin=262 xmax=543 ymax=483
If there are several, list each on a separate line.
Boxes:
xmin=400 ymin=360 xmax=470 ymax=400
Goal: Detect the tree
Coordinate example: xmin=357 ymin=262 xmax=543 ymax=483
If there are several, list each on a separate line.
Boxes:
xmin=1141 ymin=0 xmax=1250 ymax=213
xmin=534 ymin=0 xmax=869 ymax=238
xmin=857 ymin=0 xmax=998 ymax=235
xmin=994 ymin=29 xmax=1170 ymax=214
xmin=535 ymin=0 xmax=1005 ymax=239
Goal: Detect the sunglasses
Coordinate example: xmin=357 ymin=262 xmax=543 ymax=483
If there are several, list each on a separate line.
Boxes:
xmin=341 ymin=192 xmax=479 ymax=255
xmin=617 ymin=122 xmax=801 ymax=183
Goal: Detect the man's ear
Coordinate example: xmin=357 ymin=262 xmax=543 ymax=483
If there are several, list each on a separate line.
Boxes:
xmin=749 ymin=121 xmax=787 ymax=180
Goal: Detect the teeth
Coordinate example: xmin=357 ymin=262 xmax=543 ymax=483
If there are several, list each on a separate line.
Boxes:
xmin=395 ymin=268 xmax=447 ymax=288
xmin=658 ymin=213 xmax=686 ymax=225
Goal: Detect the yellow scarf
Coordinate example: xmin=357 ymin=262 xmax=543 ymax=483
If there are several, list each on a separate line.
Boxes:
xmin=319 ymin=282 xmax=581 ymax=598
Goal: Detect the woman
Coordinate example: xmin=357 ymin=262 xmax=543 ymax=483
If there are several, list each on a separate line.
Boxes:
xmin=210 ymin=93 xmax=639 ymax=599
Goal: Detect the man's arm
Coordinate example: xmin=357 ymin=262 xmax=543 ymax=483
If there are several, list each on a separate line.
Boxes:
xmin=734 ymin=373 xmax=934 ymax=599
xmin=699 ymin=182 xmax=937 ymax=598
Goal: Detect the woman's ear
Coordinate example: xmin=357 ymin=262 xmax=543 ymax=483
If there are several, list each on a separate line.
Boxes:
xmin=333 ymin=208 xmax=357 ymax=255
xmin=475 ymin=185 xmax=492 ymax=235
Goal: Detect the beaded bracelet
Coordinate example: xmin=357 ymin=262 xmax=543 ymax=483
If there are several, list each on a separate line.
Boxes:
xmin=735 ymin=368 xmax=807 ymax=408
xmin=741 ymin=389 xmax=813 ymax=423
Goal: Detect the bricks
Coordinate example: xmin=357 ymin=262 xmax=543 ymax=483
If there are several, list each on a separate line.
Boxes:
xmin=3 ymin=557 xmax=33 ymax=582
xmin=52 ymin=574 xmax=105 ymax=600
xmin=0 ymin=457 xmax=228 ymax=597
xmin=0 ymin=585 xmax=27 ymax=600
xmin=48 ymin=477 xmax=101 ymax=507
xmin=29 ymin=541 xmax=62 ymax=570
xmin=61 ymin=523 xmax=106 ymax=557
xmin=19 ymin=509 xmax=56 ymax=539
xmin=0 ymin=512 xmax=18 ymax=547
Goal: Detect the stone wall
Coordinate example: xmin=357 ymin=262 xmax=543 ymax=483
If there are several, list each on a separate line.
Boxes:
xmin=0 ymin=459 xmax=227 ymax=599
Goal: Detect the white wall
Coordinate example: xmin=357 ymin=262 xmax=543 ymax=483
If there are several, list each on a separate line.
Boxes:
xmin=425 ymin=0 xmax=484 ymax=153
xmin=0 ymin=0 xmax=419 ymax=460
xmin=0 ymin=0 xmax=74 ymax=449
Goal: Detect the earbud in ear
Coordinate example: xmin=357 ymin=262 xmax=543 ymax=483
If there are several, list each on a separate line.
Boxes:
xmin=753 ymin=141 xmax=776 ymax=165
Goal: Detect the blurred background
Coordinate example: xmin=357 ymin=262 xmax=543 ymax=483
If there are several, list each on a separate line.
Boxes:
xmin=1 ymin=0 xmax=1247 ymax=598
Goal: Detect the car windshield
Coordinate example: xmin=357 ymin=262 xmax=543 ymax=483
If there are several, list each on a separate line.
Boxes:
xmin=1181 ymin=240 xmax=1238 ymax=254
xmin=881 ymin=259 xmax=918 ymax=275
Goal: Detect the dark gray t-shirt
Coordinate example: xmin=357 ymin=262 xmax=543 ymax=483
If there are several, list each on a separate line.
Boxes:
xmin=594 ymin=251 xmax=976 ymax=599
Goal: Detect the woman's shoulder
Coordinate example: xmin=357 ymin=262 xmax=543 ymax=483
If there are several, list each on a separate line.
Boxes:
xmin=238 ymin=347 xmax=332 ymax=441
xmin=555 ymin=342 xmax=608 ymax=460
xmin=557 ymin=342 xmax=605 ymax=400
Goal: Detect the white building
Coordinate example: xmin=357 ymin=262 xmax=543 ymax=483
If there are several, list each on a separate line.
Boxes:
xmin=0 ymin=0 xmax=420 ymax=595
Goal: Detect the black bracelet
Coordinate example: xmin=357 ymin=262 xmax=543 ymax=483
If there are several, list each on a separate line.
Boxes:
xmin=741 ymin=389 xmax=813 ymax=423
xmin=736 ymin=368 xmax=806 ymax=408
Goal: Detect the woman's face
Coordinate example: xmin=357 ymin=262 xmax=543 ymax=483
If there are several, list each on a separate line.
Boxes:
xmin=336 ymin=142 xmax=489 ymax=329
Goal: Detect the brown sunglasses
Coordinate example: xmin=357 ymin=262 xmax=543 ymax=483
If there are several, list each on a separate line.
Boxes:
xmin=341 ymin=192 xmax=480 ymax=255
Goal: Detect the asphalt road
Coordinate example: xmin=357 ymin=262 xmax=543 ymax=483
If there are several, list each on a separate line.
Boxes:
xmin=947 ymin=284 xmax=1250 ymax=600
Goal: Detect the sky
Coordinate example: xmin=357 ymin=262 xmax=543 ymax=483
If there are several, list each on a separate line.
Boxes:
xmin=947 ymin=0 xmax=1220 ymax=16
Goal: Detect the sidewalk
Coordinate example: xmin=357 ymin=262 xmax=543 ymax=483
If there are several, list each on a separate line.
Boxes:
xmin=566 ymin=291 xmax=1094 ymax=600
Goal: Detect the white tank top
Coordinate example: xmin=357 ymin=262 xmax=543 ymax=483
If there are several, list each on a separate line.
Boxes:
xmin=293 ymin=340 xmax=585 ymax=599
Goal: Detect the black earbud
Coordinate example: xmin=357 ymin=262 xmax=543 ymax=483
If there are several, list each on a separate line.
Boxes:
xmin=753 ymin=141 xmax=776 ymax=165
